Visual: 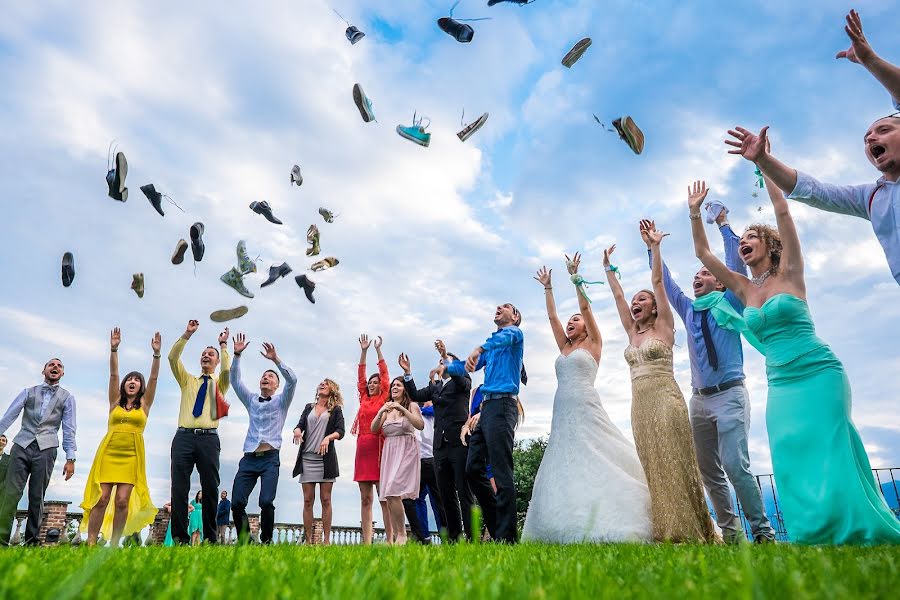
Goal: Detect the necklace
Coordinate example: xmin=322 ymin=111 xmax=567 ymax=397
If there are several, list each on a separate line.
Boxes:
xmin=751 ymin=266 xmax=776 ymax=287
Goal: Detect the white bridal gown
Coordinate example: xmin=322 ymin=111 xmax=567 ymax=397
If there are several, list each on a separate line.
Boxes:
xmin=522 ymin=349 xmax=653 ymax=543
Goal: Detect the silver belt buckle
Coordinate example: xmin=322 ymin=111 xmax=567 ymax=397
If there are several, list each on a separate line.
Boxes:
xmin=194 ymin=428 xmax=204 ymax=435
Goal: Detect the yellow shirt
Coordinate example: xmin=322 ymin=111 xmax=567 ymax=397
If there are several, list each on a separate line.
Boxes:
xmin=168 ymin=337 xmax=231 ymax=429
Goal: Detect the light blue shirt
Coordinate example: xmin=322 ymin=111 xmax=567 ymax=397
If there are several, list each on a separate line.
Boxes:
xmin=788 ymin=170 xmax=900 ymax=285
xmin=446 ymin=326 xmax=524 ymax=395
xmin=0 ymin=385 xmax=77 ymax=460
xmin=654 ymin=224 xmax=746 ymax=390
xmin=229 ymin=356 xmax=297 ymax=453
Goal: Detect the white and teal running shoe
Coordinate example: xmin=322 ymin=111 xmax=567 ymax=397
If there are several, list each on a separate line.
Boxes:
xmin=353 ymin=83 xmax=376 ymax=123
xmin=396 ymin=112 xmax=431 ymax=147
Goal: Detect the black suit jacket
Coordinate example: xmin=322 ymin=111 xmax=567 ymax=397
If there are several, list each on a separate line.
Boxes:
xmin=292 ymin=404 xmax=345 ymax=479
xmin=404 ymin=373 xmax=471 ymax=451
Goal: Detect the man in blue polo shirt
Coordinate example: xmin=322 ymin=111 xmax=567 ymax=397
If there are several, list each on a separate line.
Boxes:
xmin=448 ymin=302 xmax=524 ymax=544
xmin=644 ymin=208 xmax=774 ymax=544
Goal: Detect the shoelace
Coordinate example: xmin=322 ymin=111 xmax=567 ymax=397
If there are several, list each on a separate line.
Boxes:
xmin=106 ymin=139 xmax=119 ymax=171
xmin=162 ymin=194 xmax=185 ymax=213
xmin=412 ymin=111 xmax=431 ymax=131
xmin=449 ymin=1 xmax=492 ymax=22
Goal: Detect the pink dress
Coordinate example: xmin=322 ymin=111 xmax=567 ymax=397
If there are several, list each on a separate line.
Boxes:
xmin=378 ymin=411 xmax=420 ymax=501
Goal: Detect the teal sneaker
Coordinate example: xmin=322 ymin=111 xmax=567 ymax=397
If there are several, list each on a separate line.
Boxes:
xmin=353 ymin=83 xmax=376 ymax=123
xmin=396 ymin=112 xmax=431 ymax=147
xmin=236 ymin=240 xmax=256 ymax=275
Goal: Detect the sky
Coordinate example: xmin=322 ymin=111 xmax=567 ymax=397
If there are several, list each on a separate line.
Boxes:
xmin=1 ymin=0 xmax=899 ymax=532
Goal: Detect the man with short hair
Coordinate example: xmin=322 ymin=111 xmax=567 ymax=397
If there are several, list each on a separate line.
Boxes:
xmin=168 ymin=320 xmax=231 ymax=545
xmin=0 ymin=358 xmax=77 ymax=545
xmin=448 ymin=303 xmax=524 ymax=544
xmin=728 ymin=10 xmax=900 ymax=285
xmin=216 ymin=491 xmax=231 ymax=543
xmin=229 ymin=333 xmax=297 ymax=544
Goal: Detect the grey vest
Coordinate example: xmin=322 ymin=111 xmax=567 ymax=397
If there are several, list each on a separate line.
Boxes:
xmin=13 ymin=385 xmax=70 ymax=451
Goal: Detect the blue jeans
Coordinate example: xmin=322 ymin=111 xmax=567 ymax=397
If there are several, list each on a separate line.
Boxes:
xmin=231 ymin=451 xmax=280 ymax=543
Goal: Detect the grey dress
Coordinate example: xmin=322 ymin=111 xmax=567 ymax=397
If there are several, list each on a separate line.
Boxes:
xmin=301 ymin=409 xmax=334 ymax=484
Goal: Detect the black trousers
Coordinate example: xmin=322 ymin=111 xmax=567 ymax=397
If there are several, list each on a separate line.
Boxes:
xmin=0 ymin=441 xmax=57 ymax=545
xmin=402 ymin=499 xmax=428 ymax=543
xmin=170 ymin=430 xmax=220 ymax=544
xmin=465 ymin=396 xmax=518 ymax=543
xmin=434 ymin=443 xmax=474 ymax=540
xmin=231 ymin=451 xmax=280 ymax=543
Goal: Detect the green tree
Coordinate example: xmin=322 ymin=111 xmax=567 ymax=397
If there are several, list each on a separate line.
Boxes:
xmin=513 ymin=436 xmax=547 ymax=529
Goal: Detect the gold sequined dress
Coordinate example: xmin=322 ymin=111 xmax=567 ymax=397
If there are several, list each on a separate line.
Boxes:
xmin=624 ymin=338 xmax=716 ymax=542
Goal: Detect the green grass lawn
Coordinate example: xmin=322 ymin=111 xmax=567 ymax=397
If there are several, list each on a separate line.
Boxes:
xmin=0 ymin=543 xmax=897 ymax=599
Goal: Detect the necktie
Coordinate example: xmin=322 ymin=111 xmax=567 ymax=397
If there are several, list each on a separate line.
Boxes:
xmin=193 ymin=375 xmax=210 ymax=417
xmin=700 ymin=312 xmax=719 ymax=371
xmin=258 ymin=396 xmax=272 ymax=403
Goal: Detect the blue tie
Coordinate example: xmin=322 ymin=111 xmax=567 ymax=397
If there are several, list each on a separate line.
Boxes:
xmin=193 ymin=375 xmax=210 ymax=418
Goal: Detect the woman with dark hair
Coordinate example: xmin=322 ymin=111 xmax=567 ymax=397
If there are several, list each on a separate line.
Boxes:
xmin=351 ymin=334 xmax=390 ymax=544
xmin=292 ymin=379 xmax=345 ymax=545
xmin=80 ymin=327 xmax=160 ymax=546
xmin=371 ymin=375 xmax=424 ymax=545
xmin=692 ymin=135 xmax=900 ymax=545
xmin=189 ymin=491 xmax=203 ymax=545
xmin=604 ymin=229 xmax=716 ymax=543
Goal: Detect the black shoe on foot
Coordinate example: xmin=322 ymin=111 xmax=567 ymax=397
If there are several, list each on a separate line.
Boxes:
xmin=438 ymin=17 xmax=475 ymax=43
xmin=261 ymin=262 xmax=293 ymax=288
xmin=190 ymin=222 xmax=205 ymax=261
xmin=61 ymin=252 xmax=75 ymax=287
xmin=106 ymin=151 xmax=128 ymax=201
xmin=250 ymin=201 xmax=283 ymax=225
xmin=295 ymin=274 xmax=316 ymax=303
xmin=140 ymin=183 xmax=165 ymax=216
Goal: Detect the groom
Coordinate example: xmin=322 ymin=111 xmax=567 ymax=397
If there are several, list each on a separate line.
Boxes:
xmin=448 ymin=303 xmax=524 ymax=544
xmin=644 ymin=202 xmax=774 ymax=544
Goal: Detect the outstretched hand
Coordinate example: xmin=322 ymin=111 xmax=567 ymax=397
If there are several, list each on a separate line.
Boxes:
xmin=639 ymin=220 xmax=653 ymax=247
xmin=359 ymin=334 xmax=371 ymax=350
xmin=373 ymin=336 xmax=383 ymax=350
xmin=688 ymin=180 xmax=710 ymax=212
xmin=725 ymin=126 xmax=770 ymax=163
xmin=184 ymin=320 xmax=200 ymax=337
xmin=218 ymin=328 xmax=230 ymax=345
xmin=434 ymin=339 xmax=447 ymax=358
xmin=398 ymin=353 xmax=411 ymax=374
xmin=110 ymin=327 xmax=121 ymax=351
xmin=151 ymin=332 xmax=161 ymax=354
xmin=836 ymin=9 xmax=875 ymax=65
xmin=233 ymin=333 xmax=249 ymax=355
xmin=642 ymin=220 xmax=669 ymax=246
xmin=260 ymin=342 xmax=278 ymax=363
xmin=565 ymin=253 xmax=581 ymax=276
xmin=534 ymin=266 xmax=552 ymax=288
xmin=602 ymin=245 xmax=616 ymax=269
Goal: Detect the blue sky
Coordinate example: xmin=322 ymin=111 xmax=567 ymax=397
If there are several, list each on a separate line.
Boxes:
xmin=1 ymin=0 xmax=899 ymax=531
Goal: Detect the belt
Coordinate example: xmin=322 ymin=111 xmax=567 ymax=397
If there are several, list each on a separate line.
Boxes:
xmin=482 ymin=392 xmax=516 ymax=401
xmin=244 ymin=448 xmax=279 ymax=457
xmin=178 ymin=427 xmax=218 ymax=435
xmin=693 ymin=378 xmax=744 ymax=397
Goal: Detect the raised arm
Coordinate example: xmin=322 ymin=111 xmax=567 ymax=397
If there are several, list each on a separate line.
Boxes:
xmin=765 ymin=173 xmax=805 ymax=291
xmin=216 ymin=328 xmax=231 ymax=395
xmin=109 ymin=327 xmax=121 ymax=408
xmin=399 ymin=354 xmax=434 ymax=405
xmin=534 ymin=266 xmax=568 ymax=352
xmin=716 ymin=209 xmax=748 ymax=276
xmin=229 ymin=333 xmax=254 ymax=410
xmin=169 ymin=320 xmax=199 ymax=385
xmin=641 ymin=222 xmax=691 ymax=322
xmin=645 ymin=227 xmax=676 ymax=344
xmin=358 ymin=333 xmax=371 ymax=367
xmin=837 ymin=10 xmax=900 ymax=108
xmin=603 ymin=244 xmax=634 ymax=335
xmin=566 ymin=253 xmax=602 ymax=352
xmin=725 ymin=126 xmax=798 ymax=193
xmin=688 ymin=181 xmax=752 ymax=303
xmin=373 ymin=335 xmax=385 ymax=365
xmin=143 ymin=332 xmax=162 ymax=412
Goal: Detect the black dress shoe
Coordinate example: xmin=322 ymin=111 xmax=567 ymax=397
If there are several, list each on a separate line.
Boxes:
xmin=190 ymin=222 xmax=205 ymax=261
xmin=106 ymin=151 xmax=128 ymax=202
xmin=61 ymin=252 xmax=75 ymax=287
xmin=294 ymin=274 xmax=316 ymax=303
xmin=438 ymin=17 xmax=474 ymax=43
xmin=249 ymin=201 xmax=283 ymax=225
xmin=261 ymin=262 xmax=293 ymax=288
xmin=140 ymin=183 xmax=165 ymax=216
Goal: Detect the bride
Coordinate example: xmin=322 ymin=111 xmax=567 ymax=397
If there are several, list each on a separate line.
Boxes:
xmin=521 ymin=254 xmax=652 ymax=543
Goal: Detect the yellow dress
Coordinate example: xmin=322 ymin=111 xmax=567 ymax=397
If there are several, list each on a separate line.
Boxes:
xmin=80 ymin=405 xmax=157 ymax=537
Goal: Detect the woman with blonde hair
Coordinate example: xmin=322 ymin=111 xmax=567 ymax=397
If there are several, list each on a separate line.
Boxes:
xmin=80 ymin=327 xmax=160 ymax=546
xmin=292 ymin=378 xmax=345 ymax=544
xmin=371 ymin=369 xmax=424 ymax=545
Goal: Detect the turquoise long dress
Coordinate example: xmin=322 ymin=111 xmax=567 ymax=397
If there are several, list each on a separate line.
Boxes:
xmin=187 ymin=500 xmax=204 ymax=540
xmin=745 ymin=294 xmax=900 ymax=545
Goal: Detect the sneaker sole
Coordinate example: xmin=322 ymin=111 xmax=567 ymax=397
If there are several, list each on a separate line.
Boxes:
xmin=396 ymin=126 xmax=431 ymax=147
xmin=561 ymin=37 xmax=592 ymax=68
xmin=210 ymin=306 xmax=249 ymax=322
xmin=353 ymin=84 xmax=374 ymax=123
xmin=172 ymin=240 xmax=188 ymax=264
xmin=115 ymin=153 xmax=128 ymax=194
xmin=457 ymin=113 xmax=489 ymax=142
xmin=61 ymin=253 xmax=75 ymax=287
xmin=621 ymin=116 xmax=644 ymax=154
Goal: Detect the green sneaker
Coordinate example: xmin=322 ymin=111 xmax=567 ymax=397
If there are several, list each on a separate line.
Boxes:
xmin=237 ymin=240 xmax=256 ymax=275
xmin=306 ymin=224 xmax=321 ymax=257
xmin=397 ymin=112 xmax=431 ymax=147
xmin=220 ymin=267 xmax=254 ymax=298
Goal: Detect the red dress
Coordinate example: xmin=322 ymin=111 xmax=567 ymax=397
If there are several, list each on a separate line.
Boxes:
xmin=353 ymin=359 xmax=389 ymax=482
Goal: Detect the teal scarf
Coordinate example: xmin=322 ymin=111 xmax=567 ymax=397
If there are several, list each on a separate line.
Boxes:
xmin=692 ymin=291 xmax=765 ymax=356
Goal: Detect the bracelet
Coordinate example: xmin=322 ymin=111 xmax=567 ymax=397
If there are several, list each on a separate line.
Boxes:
xmin=544 ymin=287 xmax=552 ymax=290
xmin=689 ymin=212 xmax=701 ymax=220
xmin=111 ymin=348 xmax=118 ymax=352
xmin=153 ymin=354 xmax=161 ymax=359
xmin=234 ymin=352 xmax=242 ymax=357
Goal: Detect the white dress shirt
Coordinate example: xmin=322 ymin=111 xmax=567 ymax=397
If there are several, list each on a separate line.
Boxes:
xmin=230 ymin=356 xmax=298 ymax=453
xmin=0 ymin=385 xmax=77 ymax=460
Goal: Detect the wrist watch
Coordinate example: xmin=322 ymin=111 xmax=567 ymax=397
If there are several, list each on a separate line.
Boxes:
xmin=67 ymin=458 xmax=76 ymax=463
